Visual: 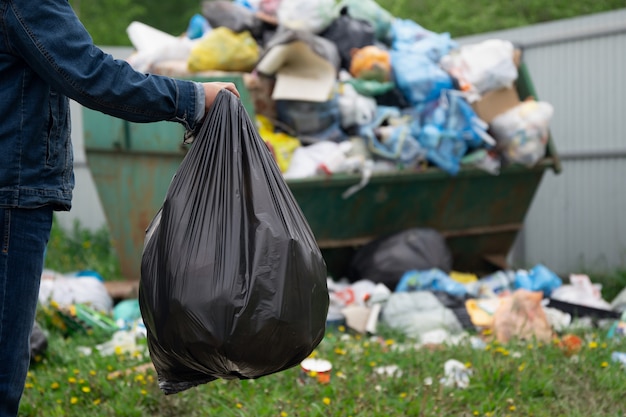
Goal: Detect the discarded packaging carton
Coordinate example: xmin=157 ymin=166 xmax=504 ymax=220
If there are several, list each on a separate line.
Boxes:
xmin=472 ymin=86 xmax=521 ymax=124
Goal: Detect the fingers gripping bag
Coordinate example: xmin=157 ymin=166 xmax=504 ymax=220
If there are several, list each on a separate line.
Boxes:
xmin=140 ymin=90 xmax=329 ymax=394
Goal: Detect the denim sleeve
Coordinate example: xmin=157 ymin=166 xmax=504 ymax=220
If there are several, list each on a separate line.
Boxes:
xmin=5 ymin=0 xmax=200 ymax=130
xmin=193 ymin=82 xmax=206 ymax=123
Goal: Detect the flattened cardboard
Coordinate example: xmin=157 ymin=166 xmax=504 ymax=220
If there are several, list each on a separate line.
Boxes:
xmin=472 ymin=86 xmax=521 ymax=124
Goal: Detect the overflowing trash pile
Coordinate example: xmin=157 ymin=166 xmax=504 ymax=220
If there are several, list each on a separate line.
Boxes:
xmin=124 ymin=0 xmax=555 ymax=179
xmin=36 ymin=228 xmax=626 ymax=378
xmin=323 ymin=228 xmax=626 ymax=372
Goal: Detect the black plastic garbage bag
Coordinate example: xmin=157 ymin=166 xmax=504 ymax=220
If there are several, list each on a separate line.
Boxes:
xmin=139 ymin=90 xmax=329 ymax=394
xmin=320 ymin=6 xmax=375 ymax=71
xmin=347 ymin=228 xmax=453 ymax=290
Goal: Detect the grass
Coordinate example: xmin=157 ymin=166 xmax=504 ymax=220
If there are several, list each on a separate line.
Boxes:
xmin=20 ymin=323 xmax=626 ymax=416
xmin=44 ymin=219 xmax=123 ymax=281
xmin=27 ymin=220 xmax=626 ymax=416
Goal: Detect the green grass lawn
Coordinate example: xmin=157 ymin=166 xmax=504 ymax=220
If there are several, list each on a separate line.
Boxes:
xmin=21 ymin=321 xmax=626 ymax=417
xmin=29 ymin=219 xmax=626 ymax=416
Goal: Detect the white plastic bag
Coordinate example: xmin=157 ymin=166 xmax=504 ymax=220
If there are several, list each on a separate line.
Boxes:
xmin=440 ymin=39 xmax=518 ymax=101
xmin=338 ymin=83 xmax=377 ymax=129
xmin=126 ymin=21 xmax=198 ymax=73
xmin=38 ymin=269 xmax=113 ymax=313
xmin=277 ymin=0 xmax=338 ymax=33
xmin=490 ymin=100 xmax=554 ymax=167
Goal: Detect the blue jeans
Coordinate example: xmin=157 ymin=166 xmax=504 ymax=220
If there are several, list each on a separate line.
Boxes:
xmin=0 ymin=207 xmax=53 ymax=417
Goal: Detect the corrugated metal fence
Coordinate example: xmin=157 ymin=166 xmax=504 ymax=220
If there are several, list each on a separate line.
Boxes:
xmin=62 ymin=9 xmax=626 ymax=275
xmin=458 ymin=9 xmax=626 ymax=274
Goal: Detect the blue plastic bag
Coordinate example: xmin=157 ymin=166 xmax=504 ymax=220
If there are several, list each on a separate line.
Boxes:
xmin=359 ymin=106 xmax=425 ymax=167
xmin=514 ymin=264 xmax=563 ymax=296
xmin=391 ymin=19 xmax=457 ymax=63
xmin=396 ymin=269 xmax=468 ymax=297
xmin=409 ymin=90 xmax=493 ymax=175
xmin=392 ymin=51 xmax=454 ymax=106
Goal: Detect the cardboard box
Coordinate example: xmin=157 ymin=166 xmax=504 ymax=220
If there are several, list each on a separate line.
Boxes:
xmin=471 ymin=86 xmax=521 ymax=124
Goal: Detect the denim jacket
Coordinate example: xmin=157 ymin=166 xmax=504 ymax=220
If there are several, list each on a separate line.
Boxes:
xmin=0 ymin=0 xmax=204 ymax=210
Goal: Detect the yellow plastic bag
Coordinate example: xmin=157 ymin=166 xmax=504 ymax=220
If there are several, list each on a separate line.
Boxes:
xmin=257 ymin=116 xmax=301 ymax=173
xmin=188 ymin=27 xmax=259 ymax=72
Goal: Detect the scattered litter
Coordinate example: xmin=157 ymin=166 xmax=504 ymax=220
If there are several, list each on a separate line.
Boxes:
xmin=373 ymin=364 xmax=403 ymax=378
xmin=440 ymin=359 xmax=472 ymax=389
xmin=299 ymin=358 xmax=333 ymax=385
xmin=39 ymin=269 xmax=113 ymax=314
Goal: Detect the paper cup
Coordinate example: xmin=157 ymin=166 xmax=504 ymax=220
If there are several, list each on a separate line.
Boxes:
xmin=300 ymin=358 xmax=332 ymax=384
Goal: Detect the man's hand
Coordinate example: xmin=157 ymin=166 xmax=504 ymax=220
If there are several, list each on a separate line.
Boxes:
xmin=202 ymin=82 xmax=240 ymax=110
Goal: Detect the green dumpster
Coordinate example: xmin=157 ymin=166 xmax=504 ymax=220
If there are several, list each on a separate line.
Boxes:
xmin=83 ymin=66 xmax=560 ymax=280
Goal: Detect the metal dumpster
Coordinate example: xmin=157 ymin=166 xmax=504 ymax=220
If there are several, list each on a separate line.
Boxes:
xmin=83 ymin=65 xmax=560 ymax=280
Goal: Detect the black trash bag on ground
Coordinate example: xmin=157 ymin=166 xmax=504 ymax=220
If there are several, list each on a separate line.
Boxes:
xmin=140 ymin=90 xmax=329 ymax=395
xmin=347 ymin=228 xmax=453 ymax=290
xmin=30 ymin=321 xmax=47 ymax=360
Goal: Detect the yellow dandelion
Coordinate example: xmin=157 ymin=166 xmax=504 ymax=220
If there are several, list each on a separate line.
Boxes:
xmin=79 ymin=379 xmax=86 ymax=384
xmin=89 ymin=370 xmax=97 ymax=376
xmin=114 ymin=346 xmax=123 ymax=356
xmin=70 ymin=397 xmax=78 ymax=405
xmin=280 ymin=412 xmax=288 ymax=417
xmin=134 ymin=374 xmax=145 ymax=383
xmin=482 ymin=328 xmax=493 ymax=335
xmin=518 ymin=362 xmax=526 ymax=372
xmin=140 ymin=389 xmax=147 ymax=396
xmin=27 ymin=371 xmax=33 ymax=378
xmin=334 ymin=347 xmax=347 ymax=355
xmin=355 ymin=334 xmax=362 ymax=340
xmin=363 ymin=342 xmax=370 ymax=348
xmin=589 ymin=341 xmax=598 ymax=349
xmin=236 ymin=403 xmax=243 ymax=409
xmin=601 ymin=342 xmax=608 ymax=349
xmin=68 ymin=377 xmax=77 ymax=384
xmin=147 ymin=375 xmax=155 ymax=383
xmin=473 ymin=411 xmax=479 ymax=416
xmin=323 ymin=397 xmax=331 ymax=406
xmin=485 ymin=344 xmax=492 ymax=351
xmin=527 ymin=344 xmax=534 ymax=350
xmin=464 ymin=362 xmax=472 ymax=368
xmin=399 ymin=392 xmax=407 ymax=398
xmin=309 ymin=371 xmax=318 ymax=378
xmin=336 ymin=371 xmax=345 ymax=378
xmin=369 ymin=361 xmax=377 ymax=367
xmin=24 ymin=383 xmax=34 ymax=389
xmin=56 ymin=399 xmax=62 ymax=404
xmin=601 ymin=361 xmax=609 ymax=368
xmin=385 ymin=339 xmax=395 ymax=346
xmin=338 ymin=325 xmax=346 ymax=332
xmin=81 ymin=386 xmax=91 ymax=393
xmin=509 ymin=405 xmax=516 ymax=411
xmin=73 ymin=369 xmax=80 ymax=375
xmin=309 ymin=351 xmax=318 ymax=359
xmin=93 ymin=399 xmax=101 ymax=405
xmin=107 ymin=365 xmax=113 ymax=372
xmin=51 ymin=382 xmax=60 ymax=390
xmin=82 ymin=240 xmax=91 ymax=249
